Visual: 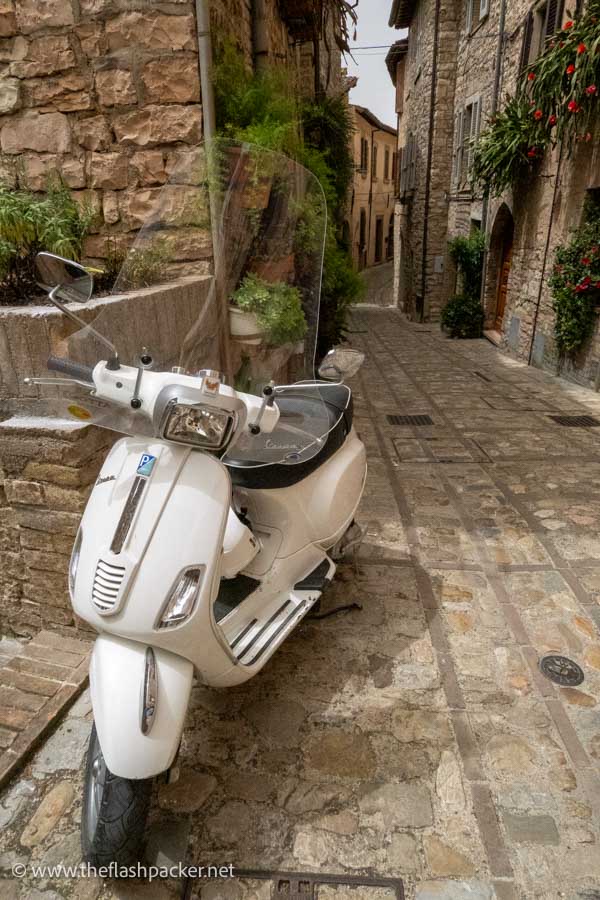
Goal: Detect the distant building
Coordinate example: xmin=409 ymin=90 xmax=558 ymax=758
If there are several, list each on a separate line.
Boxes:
xmin=349 ymin=106 xmax=398 ymax=271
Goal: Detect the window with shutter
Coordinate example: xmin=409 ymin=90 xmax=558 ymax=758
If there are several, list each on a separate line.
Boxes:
xmin=384 ymin=147 xmax=390 ymax=181
xmin=519 ymin=11 xmax=534 ymax=72
xmin=460 ymin=105 xmax=473 ymax=185
xmin=467 ymin=97 xmax=481 ymax=174
xmin=452 ymin=111 xmax=462 ymax=184
xmin=372 ymin=144 xmax=378 ymax=180
xmin=360 ymin=138 xmax=369 ymax=175
xmin=408 ymin=137 xmax=417 ymax=192
xmin=399 ymin=146 xmax=407 ymax=197
xmin=467 ymin=0 xmax=487 ymax=32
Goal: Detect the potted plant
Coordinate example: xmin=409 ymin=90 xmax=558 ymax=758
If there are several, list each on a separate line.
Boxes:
xmin=229 ymin=273 xmax=307 ymax=346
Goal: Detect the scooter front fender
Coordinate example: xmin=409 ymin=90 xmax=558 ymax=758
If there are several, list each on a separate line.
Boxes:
xmin=90 ymin=633 xmax=193 ymax=780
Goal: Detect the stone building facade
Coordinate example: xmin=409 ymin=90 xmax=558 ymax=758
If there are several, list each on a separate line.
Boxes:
xmin=349 ymin=105 xmax=397 ymax=271
xmin=388 ymin=0 xmax=600 ymax=387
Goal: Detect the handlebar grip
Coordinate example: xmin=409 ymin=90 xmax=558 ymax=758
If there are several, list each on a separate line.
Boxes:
xmin=47 ymin=356 xmax=95 ymax=385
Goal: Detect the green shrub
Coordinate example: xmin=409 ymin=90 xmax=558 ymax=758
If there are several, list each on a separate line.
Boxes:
xmin=448 ymin=231 xmax=486 ymax=299
xmin=94 ymin=237 xmax=169 ymax=294
xmin=0 ymin=179 xmax=95 ymax=305
xmin=232 ymin=273 xmax=307 ymax=346
xmin=441 ymin=294 xmax=485 ymax=338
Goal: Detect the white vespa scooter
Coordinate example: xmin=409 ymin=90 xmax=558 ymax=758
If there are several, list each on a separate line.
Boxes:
xmin=23 ymin=143 xmax=367 ymax=865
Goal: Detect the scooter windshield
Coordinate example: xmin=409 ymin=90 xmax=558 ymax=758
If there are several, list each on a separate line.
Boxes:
xmin=20 ymin=142 xmax=335 ymax=465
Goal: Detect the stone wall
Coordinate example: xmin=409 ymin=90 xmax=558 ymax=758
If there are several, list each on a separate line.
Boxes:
xmin=0 ymin=0 xmax=323 ymax=269
xmin=0 ymin=416 xmax=113 ymax=637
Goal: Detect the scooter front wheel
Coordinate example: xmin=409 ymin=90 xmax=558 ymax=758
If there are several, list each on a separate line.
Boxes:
xmin=81 ymin=722 xmax=152 ymax=867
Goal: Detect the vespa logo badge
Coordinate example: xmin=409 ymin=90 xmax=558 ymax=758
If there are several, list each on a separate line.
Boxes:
xmin=137 ymin=454 xmax=157 ymax=477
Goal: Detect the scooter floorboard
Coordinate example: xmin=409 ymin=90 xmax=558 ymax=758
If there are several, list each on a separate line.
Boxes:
xmin=221 ymin=559 xmax=335 ymax=668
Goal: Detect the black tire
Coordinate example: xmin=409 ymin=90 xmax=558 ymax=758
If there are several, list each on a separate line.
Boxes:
xmin=81 ymin=723 xmax=152 ymax=867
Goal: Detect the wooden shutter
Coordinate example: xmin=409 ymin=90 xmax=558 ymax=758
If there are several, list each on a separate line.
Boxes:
xmin=399 ymin=146 xmax=407 ymax=198
xmin=519 ymin=10 xmax=534 ymax=73
xmin=467 ymin=98 xmax=482 ymax=177
xmin=453 ymin=110 xmax=464 ymax=186
xmin=408 ymin=136 xmax=417 ymax=191
xmin=545 ymin=0 xmax=565 ymax=38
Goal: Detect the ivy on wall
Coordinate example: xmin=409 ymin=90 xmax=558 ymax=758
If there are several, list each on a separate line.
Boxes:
xmin=550 ymin=197 xmax=600 ymax=356
xmin=473 ymin=2 xmax=600 ymax=196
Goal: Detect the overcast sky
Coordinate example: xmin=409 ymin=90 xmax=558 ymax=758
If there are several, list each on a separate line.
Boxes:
xmin=346 ymin=0 xmax=407 ymax=128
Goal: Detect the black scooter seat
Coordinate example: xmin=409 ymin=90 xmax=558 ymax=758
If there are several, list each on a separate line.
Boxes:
xmin=225 ymin=383 xmax=353 ymax=491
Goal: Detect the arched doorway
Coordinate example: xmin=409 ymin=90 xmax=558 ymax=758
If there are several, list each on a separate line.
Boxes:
xmin=486 ymin=204 xmax=514 ymax=336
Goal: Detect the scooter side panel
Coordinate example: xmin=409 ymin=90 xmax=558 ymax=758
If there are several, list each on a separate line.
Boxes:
xmin=90 ymin=633 xmax=193 ymax=779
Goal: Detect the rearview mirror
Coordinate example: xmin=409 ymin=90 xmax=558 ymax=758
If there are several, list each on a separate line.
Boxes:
xmin=35 ymin=252 xmax=93 ymax=304
xmin=318 ymin=347 xmax=365 ymax=382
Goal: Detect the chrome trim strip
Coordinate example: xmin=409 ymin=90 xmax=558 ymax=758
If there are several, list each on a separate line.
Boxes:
xmin=110 ymin=476 xmax=146 ymax=555
xmin=230 ymin=618 xmax=259 ymax=651
xmin=140 ymin=647 xmax=158 ymax=736
xmin=234 ymin=600 xmax=293 ymax=661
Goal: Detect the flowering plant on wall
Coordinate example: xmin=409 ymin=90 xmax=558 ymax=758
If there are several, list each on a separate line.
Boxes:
xmin=549 ymin=203 xmax=600 ymax=356
xmin=473 ymin=1 xmax=600 ymax=196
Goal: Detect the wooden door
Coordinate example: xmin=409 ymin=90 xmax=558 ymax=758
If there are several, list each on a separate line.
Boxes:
xmin=495 ymin=239 xmax=513 ymax=332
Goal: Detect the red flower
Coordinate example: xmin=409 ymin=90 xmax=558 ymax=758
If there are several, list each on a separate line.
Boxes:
xmin=582 ymin=257 xmax=592 ymax=265
xmin=548 ymin=114 xmax=557 ymax=125
xmin=527 ymin=147 xmax=538 ymax=158
xmin=534 ymin=108 xmax=543 ymax=120
xmin=586 ymin=85 xmax=597 ymax=95
xmin=575 ymin=283 xmax=589 ymax=292
xmin=568 ymin=100 xmax=580 ymax=112
xmin=583 ymin=276 xmax=592 ymax=285
xmin=564 ymin=20 xmax=574 ymax=28
xmin=578 ymin=43 xmax=587 ymax=54
xmin=527 ymin=71 xmax=536 ymax=81
xmin=566 ymin=64 xmax=576 ymax=75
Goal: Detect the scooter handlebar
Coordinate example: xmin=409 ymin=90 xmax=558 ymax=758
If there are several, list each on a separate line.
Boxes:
xmin=47 ymin=356 xmax=95 ymax=385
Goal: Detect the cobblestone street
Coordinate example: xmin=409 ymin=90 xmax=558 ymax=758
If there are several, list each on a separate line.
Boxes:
xmin=2 ymin=308 xmax=600 ymax=900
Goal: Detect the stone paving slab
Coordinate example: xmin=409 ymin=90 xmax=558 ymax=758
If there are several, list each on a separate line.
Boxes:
xmin=0 ymin=631 xmax=91 ymax=790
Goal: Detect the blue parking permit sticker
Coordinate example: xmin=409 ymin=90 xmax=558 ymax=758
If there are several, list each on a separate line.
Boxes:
xmin=137 ymin=454 xmax=157 ymax=477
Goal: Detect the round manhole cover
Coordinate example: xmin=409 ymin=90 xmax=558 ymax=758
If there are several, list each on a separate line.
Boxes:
xmin=539 ymin=654 xmax=584 ymax=686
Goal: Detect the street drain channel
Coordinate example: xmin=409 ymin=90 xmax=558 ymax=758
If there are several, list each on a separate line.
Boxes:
xmin=186 ymin=871 xmax=404 ymax=899
xmin=540 ymin=654 xmax=584 ymax=686
xmin=387 ymin=414 xmax=433 ymax=427
xmin=548 ymin=414 xmax=600 ymax=428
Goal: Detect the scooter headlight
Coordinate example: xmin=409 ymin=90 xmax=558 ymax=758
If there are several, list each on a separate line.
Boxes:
xmin=162 ymin=401 xmax=236 ymax=451
xmin=69 ymin=528 xmax=83 ymax=600
xmin=157 ymin=566 xmax=205 ymax=629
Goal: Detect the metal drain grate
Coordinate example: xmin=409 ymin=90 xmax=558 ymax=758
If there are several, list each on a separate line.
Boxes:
xmin=540 ymin=654 xmax=584 ymax=686
xmin=387 ymin=414 xmax=433 ymax=427
xmin=223 ymin=870 xmax=404 ymax=899
xmin=548 ymin=414 xmax=600 ymax=428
